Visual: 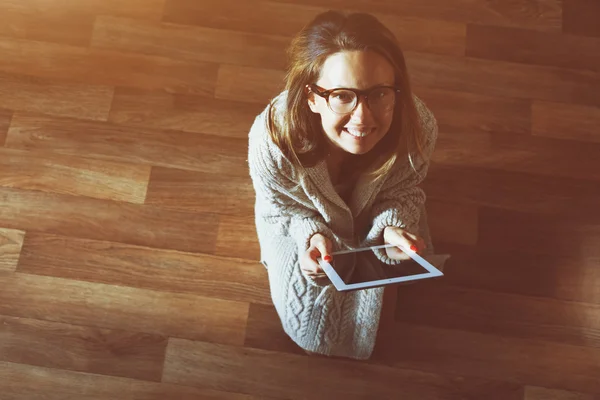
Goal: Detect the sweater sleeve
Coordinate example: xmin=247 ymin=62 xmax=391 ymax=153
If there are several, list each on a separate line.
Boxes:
xmin=248 ymin=106 xmax=337 ymax=286
xmin=361 ymin=96 xmax=438 ymax=263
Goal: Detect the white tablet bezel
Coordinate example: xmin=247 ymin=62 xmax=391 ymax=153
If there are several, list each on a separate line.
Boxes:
xmin=318 ymin=243 xmax=448 ymax=292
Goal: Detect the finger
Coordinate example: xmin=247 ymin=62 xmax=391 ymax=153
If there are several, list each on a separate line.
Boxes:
xmin=306 ymin=246 xmax=324 ymax=274
xmin=311 ymin=235 xmax=333 ymax=263
xmin=386 ymin=229 xmax=416 ymax=251
xmin=400 ymin=231 xmax=427 ymax=252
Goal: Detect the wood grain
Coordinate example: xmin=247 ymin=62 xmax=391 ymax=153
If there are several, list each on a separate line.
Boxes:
xmin=243 ymin=303 xmax=305 ymax=355
xmin=215 ymin=215 xmax=261 ymax=261
xmin=215 ymin=65 xmax=286 ymax=105
xmin=0 ymin=109 xmax=12 ymax=146
xmin=439 ymin=245 xmax=600 ymax=305
xmin=0 ymin=228 xmax=25 ymax=274
xmin=163 ymin=338 xmax=524 ymax=400
xmin=0 ymin=273 xmax=249 ymax=346
xmin=0 ymin=315 xmax=167 ymax=381
xmin=563 ymin=0 xmax=600 ymax=38
xmin=407 ymin=52 xmax=600 ymax=108
xmin=396 ymin=282 xmax=600 ymax=348
xmin=0 ymin=148 xmax=150 ymax=203
xmin=163 ymin=0 xmax=466 ymax=56
xmin=426 ymin=200 xmax=478 ymax=246
xmin=108 ymin=87 xmax=263 ymax=138
xmin=17 ymin=233 xmax=271 ymax=305
xmin=423 ymin=164 xmax=600 ymax=216
xmin=416 ymin=87 xmax=531 ymax=135
xmin=466 ymin=24 xmax=600 ymax=71
xmin=532 ymin=101 xmax=600 ymax=143
xmin=0 ymin=361 xmax=259 ymax=400
xmin=0 ymin=72 xmax=113 ymax=121
xmin=5 ymin=113 xmax=249 ymax=174
xmin=0 ymin=37 xmax=218 ymax=96
xmin=525 ymin=386 xmax=598 ymax=400
xmin=146 ymin=167 xmax=255 ymax=216
xmin=269 ymin=0 xmax=562 ymax=32
xmin=478 ymin=207 xmax=600 ymax=259
xmin=388 ymin=323 xmax=600 ymax=394
xmin=0 ymin=187 xmax=219 ymax=254
xmin=92 ymin=16 xmax=290 ymax=70
xmin=432 ymin=130 xmax=600 ymax=182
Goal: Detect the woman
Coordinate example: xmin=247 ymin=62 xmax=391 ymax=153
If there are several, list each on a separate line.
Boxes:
xmin=248 ymin=10 xmax=438 ymax=359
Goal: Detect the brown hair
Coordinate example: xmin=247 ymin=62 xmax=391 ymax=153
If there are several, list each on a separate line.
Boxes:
xmin=268 ymin=10 xmax=426 ymax=181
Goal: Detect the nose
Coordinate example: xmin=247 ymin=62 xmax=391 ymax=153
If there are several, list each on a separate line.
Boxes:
xmin=350 ymin=95 xmax=373 ymax=121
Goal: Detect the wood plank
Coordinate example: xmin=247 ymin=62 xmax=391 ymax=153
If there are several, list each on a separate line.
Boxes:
xmin=0 ymin=109 xmax=12 ymax=146
xmin=431 ymin=129 xmax=600 ymax=182
xmin=215 ymin=65 xmax=285 ymax=105
xmin=426 ymin=201 xmax=478 ymax=246
xmin=423 ymin=164 xmax=600 ymax=216
xmin=108 ymin=87 xmax=263 ymax=138
xmin=0 ymin=187 xmax=219 ymax=254
xmin=396 ymin=282 xmax=600 ymax=349
xmin=387 ymin=323 xmax=600 ymax=394
xmin=525 ymin=386 xmax=597 ymax=400
xmin=0 ymin=228 xmax=25 ymax=274
xmin=92 ymin=16 xmax=290 ymax=70
xmin=268 ymin=0 xmax=562 ymax=32
xmin=532 ymin=101 xmax=600 ymax=143
xmin=0 ymin=148 xmax=150 ymax=204
xmin=0 ymin=273 xmax=249 ymax=346
xmin=478 ymin=207 xmax=600 ymax=259
xmin=17 ymin=233 xmax=271 ymax=305
xmin=0 ymin=72 xmax=113 ymax=121
xmin=163 ymin=0 xmax=466 ymax=56
xmin=5 ymin=113 xmax=248 ymax=174
xmin=0 ymin=37 xmax=218 ymax=96
xmin=163 ymin=338 xmax=524 ymax=400
xmin=146 ymin=167 xmax=254 ymax=217
xmin=243 ymin=303 xmax=305 ymax=355
xmin=466 ymin=24 xmax=600 ymax=72
xmin=406 ymin=52 xmax=600 ymax=108
xmin=563 ymin=0 xmax=600 ymax=38
xmin=416 ymin=87 xmax=531 ymax=135
xmin=0 ymin=361 xmax=259 ymax=400
xmin=438 ymin=243 xmax=600 ymax=306
xmin=0 ymin=315 xmax=167 ymax=381
xmin=215 ymin=215 xmax=261 ymax=261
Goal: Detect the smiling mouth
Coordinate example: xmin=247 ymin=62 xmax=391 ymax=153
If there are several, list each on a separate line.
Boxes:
xmin=343 ymin=127 xmax=375 ymax=138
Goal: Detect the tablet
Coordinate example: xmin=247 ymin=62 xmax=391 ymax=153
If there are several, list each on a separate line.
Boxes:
xmin=318 ymin=244 xmax=449 ymax=292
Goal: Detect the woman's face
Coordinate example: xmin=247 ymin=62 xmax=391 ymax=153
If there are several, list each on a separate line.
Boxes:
xmin=307 ymin=50 xmax=396 ymax=158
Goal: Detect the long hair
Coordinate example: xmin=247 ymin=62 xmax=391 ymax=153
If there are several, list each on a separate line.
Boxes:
xmin=268 ymin=10 xmax=426 ymax=181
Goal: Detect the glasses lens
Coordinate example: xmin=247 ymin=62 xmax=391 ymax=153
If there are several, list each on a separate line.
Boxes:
xmin=328 ymin=89 xmax=356 ymax=113
xmin=369 ymin=87 xmax=396 ymax=111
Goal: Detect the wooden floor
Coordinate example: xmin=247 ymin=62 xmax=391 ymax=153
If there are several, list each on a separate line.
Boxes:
xmin=1 ymin=0 xmax=600 ymax=399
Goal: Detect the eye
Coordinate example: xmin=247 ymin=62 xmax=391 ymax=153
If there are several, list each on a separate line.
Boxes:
xmin=330 ymin=90 xmax=354 ymax=103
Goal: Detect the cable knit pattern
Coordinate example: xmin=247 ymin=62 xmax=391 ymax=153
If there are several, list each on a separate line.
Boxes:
xmin=248 ymin=91 xmax=438 ymax=359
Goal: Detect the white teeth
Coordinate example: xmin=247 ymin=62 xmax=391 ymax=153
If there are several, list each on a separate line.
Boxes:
xmin=345 ymin=128 xmax=373 ymax=138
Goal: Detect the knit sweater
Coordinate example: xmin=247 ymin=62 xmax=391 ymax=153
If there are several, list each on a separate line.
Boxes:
xmin=247 ymin=91 xmax=438 ymax=359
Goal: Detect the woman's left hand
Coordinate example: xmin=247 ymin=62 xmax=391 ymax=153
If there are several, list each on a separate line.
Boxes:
xmin=383 ymin=226 xmax=426 ymax=260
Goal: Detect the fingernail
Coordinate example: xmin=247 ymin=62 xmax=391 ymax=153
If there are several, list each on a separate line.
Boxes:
xmin=324 ymin=255 xmax=332 ymax=262
xmin=410 ymin=245 xmax=417 ymax=252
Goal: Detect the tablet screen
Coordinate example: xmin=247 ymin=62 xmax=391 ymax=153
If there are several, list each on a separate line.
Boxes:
xmin=331 ymin=246 xmax=446 ymax=285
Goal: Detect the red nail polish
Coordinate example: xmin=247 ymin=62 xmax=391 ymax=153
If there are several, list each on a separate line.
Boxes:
xmin=410 ymin=245 xmax=417 ymax=252
xmin=324 ymin=255 xmax=332 ymax=262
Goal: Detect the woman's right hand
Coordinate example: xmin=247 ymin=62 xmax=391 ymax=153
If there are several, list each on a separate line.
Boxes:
xmin=300 ymin=233 xmax=333 ymax=279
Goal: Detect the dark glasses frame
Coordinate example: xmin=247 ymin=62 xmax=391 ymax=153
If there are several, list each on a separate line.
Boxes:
xmin=306 ymin=83 xmax=401 ymax=114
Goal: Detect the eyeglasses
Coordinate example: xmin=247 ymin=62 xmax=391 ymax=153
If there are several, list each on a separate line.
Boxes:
xmin=307 ymin=83 xmax=400 ymax=115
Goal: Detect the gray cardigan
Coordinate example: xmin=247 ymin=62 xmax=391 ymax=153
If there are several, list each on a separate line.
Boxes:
xmin=248 ymin=91 xmax=438 ymax=359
